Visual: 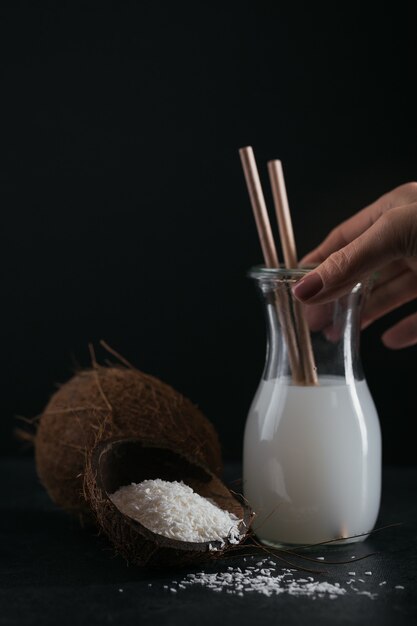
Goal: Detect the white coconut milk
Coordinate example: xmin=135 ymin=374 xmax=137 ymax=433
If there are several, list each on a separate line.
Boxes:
xmin=243 ymin=376 xmax=381 ymax=546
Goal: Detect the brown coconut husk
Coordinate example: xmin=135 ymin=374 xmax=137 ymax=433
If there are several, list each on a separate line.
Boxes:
xmin=35 ymin=364 xmax=222 ymax=522
xmin=85 ymin=438 xmax=253 ymax=568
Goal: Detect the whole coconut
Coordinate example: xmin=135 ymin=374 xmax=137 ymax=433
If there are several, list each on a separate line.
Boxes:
xmin=35 ymin=365 xmax=222 ymax=521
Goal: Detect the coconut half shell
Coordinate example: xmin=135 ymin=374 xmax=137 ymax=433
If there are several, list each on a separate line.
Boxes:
xmin=84 ymin=438 xmax=253 ymax=568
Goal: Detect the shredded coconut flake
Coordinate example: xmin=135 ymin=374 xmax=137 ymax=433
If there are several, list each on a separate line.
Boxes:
xmin=169 ymin=565 xmax=346 ymax=599
xmin=356 ymin=590 xmax=378 ymax=599
xmin=162 ymin=556 xmax=386 ymax=600
xmin=109 ymin=479 xmax=242 ymax=545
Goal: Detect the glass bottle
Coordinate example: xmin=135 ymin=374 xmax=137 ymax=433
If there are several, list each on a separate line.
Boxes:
xmin=243 ymin=266 xmax=382 ymax=547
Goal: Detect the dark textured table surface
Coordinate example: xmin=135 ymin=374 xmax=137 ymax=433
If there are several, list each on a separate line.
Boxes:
xmin=1 ymin=457 xmax=416 ymax=626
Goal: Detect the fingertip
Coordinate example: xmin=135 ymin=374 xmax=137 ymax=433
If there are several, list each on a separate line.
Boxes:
xmin=292 ymin=272 xmax=324 ymax=302
xmin=381 ymin=333 xmax=397 ymax=350
xmin=381 ymin=329 xmax=406 ymax=350
xmin=381 ymin=337 xmax=405 ymax=350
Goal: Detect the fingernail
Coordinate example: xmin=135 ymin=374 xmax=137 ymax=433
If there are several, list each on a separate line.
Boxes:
xmin=293 ymin=272 xmax=323 ymax=301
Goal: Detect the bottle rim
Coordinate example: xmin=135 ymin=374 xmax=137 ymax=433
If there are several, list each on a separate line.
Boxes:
xmin=248 ymin=264 xmax=316 ymax=281
xmin=248 ymin=264 xmax=368 ymax=293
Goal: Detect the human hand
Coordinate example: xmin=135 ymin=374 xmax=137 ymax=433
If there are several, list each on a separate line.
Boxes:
xmin=292 ymin=183 xmax=417 ymax=349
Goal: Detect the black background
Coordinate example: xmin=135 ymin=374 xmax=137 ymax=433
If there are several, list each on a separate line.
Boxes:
xmin=1 ymin=2 xmax=417 ymax=464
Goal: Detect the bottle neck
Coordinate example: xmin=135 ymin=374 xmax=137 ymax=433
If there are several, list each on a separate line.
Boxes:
xmin=252 ymin=270 xmax=366 ymax=385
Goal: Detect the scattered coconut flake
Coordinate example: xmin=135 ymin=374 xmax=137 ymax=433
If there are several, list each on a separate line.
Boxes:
xmin=159 ymin=548 xmax=388 ymax=602
xmin=175 ymin=570 xmax=347 ymax=599
xmin=379 ymin=581 xmax=387 ymax=586
xmin=364 ymin=571 xmax=372 ymax=575
xmin=109 ymin=479 xmax=242 ymax=544
xmin=348 ymin=572 xmax=356 ymax=576
xmin=163 ymin=567 xmax=378 ymax=600
xmin=357 ymin=590 xmax=378 ymax=599
xmin=316 ymin=557 xmax=325 ymax=560
xmin=118 ymin=588 xmax=123 ymax=593
xmin=159 ymin=558 xmax=388 ymax=601
xmin=395 ymin=585 xmax=404 ymax=590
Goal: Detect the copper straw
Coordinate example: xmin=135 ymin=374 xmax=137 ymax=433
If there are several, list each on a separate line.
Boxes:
xmin=239 ymin=146 xmax=304 ymax=384
xmin=267 ymin=159 xmax=318 ymax=385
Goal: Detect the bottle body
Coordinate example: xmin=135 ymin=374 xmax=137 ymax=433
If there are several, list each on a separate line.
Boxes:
xmin=243 ymin=268 xmax=382 ymax=546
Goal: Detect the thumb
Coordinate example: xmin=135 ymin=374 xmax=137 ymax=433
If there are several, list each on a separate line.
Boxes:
xmin=293 ymin=211 xmax=402 ymax=303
